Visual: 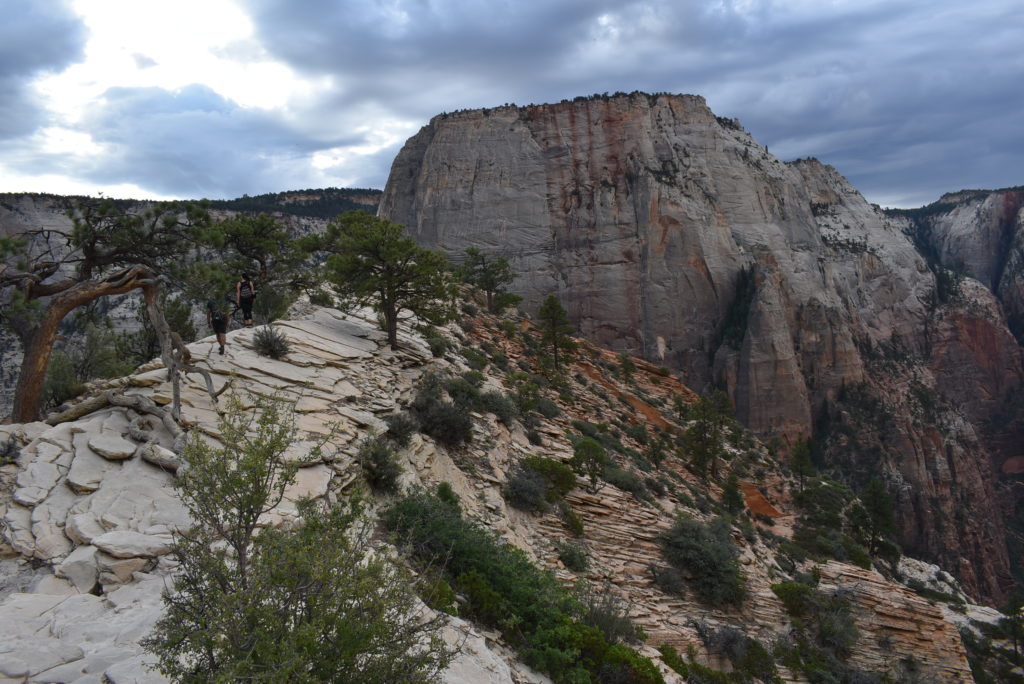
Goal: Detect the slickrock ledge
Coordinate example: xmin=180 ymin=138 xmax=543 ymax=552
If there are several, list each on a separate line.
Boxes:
xmin=0 ymin=307 xmax=526 ymax=684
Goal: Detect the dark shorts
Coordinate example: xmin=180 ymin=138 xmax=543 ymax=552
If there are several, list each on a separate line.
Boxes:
xmin=240 ymin=296 xmax=254 ymax=319
xmin=211 ymin=318 xmax=227 ymax=335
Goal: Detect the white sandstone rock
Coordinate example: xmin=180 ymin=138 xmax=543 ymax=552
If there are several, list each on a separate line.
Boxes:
xmin=88 ymin=434 xmax=138 ymax=461
xmin=56 ymin=545 xmax=99 ymax=592
xmin=92 ymin=531 xmax=173 ymax=559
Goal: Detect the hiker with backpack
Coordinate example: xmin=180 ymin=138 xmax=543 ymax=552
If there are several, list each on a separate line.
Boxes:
xmin=206 ymin=298 xmax=230 ymax=355
xmin=236 ymin=274 xmax=256 ymax=327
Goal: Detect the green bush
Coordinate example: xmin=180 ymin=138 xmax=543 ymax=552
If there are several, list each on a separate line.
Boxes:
xmin=505 ymin=466 xmax=551 ymax=512
xmin=560 ymin=502 xmax=585 ymax=537
xmin=524 ymin=456 xmax=577 ymax=499
xmin=426 ymin=335 xmax=449 ymax=357
xmin=557 ymin=542 xmax=589 ymax=572
xmin=462 ymin=346 xmax=488 ymax=370
xmin=660 ymin=516 xmax=745 ymax=606
xmin=570 ymin=437 xmax=609 ymax=488
xmin=411 ymin=373 xmax=474 ymax=447
xmin=657 ymin=644 xmax=690 ymax=677
xmin=252 ymin=324 xmax=291 ymax=358
xmin=650 ymin=565 xmax=687 ymax=597
xmin=356 ymin=436 xmax=403 ymax=493
xmin=384 ymin=492 xmax=664 ymax=684
xmin=604 ymin=467 xmax=648 ymax=500
xmin=307 ymin=289 xmax=334 ymax=307
xmin=0 ymin=438 xmax=19 ymax=465
xmin=577 ymin=581 xmax=643 ymax=646
xmin=417 ymin=568 xmax=459 ymax=615
xmin=536 ymin=397 xmax=561 ymax=419
xmin=384 ymin=411 xmax=420 ymax=448
xmin=572 ymin=419 xmax=601 ymax=439
xmin=43 ymin=351 xmax=86 ymax=409
xmin=480 ymin=390 xmax=518 ymax=426
xmin=624 ymin=424 xmax=648 ymax=444
xmin=445 ymin=375 xmax=481 ymax=405
xmin=144 ymin=397 xmax=453 ymax=682
xmin=436 ymin=481 xmax=461 ymax=511
xmin=418 ymin=400 xmax=474 ymax=447
xmin=252 ymin=288 xmax=295 ymax=324
xmin=506 ymin=456 xmax=577 ymax=512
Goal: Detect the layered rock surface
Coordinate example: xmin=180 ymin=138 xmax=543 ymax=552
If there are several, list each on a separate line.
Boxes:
xmin=0 ymin=303 xmax=980 ymax=682
xmin=379 ymin=92 xmax=1024 ymax=601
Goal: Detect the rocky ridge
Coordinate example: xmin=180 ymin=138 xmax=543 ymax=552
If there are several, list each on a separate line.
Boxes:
xmin=0 ymin=300 xmax=988 ymax=682
xmin=378 ymin=92 xmax=1024 ymax=602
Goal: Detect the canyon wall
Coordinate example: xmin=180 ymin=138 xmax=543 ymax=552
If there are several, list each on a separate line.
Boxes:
xmin=379 ymin=92 xmax=1024 ymax=602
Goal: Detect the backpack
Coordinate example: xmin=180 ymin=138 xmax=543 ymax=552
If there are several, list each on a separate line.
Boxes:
xmin=208 ymin=299 xmax=226 ymax=323
xmin=239 ymin=280 xmax=253 ymax=298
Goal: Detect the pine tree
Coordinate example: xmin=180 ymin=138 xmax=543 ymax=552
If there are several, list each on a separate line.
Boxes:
xmin=321 ymin=211 xmax=457 ymax=350
xmin=722 ymin=472 xmax=745 ymax=513
xmin=790 ymin=437 xmax=815 ymax=493
xmin=537 ymin=295 xmax=576 ymax=373
xmin=456 ymin=247 xmax=521 ymax=312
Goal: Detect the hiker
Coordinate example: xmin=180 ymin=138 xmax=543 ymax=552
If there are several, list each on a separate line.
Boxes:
xmin=236 ymin=274 xmax=256 ymax=327
xmin=206 ymin=298 xmax=230 ymax=355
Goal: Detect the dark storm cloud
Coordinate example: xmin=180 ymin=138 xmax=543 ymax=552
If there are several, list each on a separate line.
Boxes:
xmin=76 ymin=85 xmax=365 ymax=198
xmin=240 ymin=0 xmax=1023 ymax=207
xmin=0 ymin=0 xmax=87 ymax=139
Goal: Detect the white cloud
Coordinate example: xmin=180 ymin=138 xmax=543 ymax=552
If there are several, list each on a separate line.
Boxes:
xmin=0 ymin=0 xmax=1020 ymax=206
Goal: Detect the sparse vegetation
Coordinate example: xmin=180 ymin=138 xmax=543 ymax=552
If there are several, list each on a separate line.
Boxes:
xmin=252 ymin=324 xmax=290 ymax=358
xmin=384 ymin=490 xmax=664 ymax=684
xmin=660 ymin=516 xmax=745 ymax=606
xmin=144 ymin=396 xmax=453 ymax=681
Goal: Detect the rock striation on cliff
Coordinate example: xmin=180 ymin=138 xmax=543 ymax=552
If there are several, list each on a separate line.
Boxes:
xmin=379 ymin=92 xmax=1024 ymax=602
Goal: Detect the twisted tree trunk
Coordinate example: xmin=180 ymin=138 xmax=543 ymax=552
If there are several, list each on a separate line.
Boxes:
xmin=10 ymin=266 xmax=154 ymax=423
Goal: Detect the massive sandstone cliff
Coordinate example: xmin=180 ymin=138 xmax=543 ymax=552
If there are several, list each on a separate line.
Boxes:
xmin=379 ymin=92 xmax=1024 ymax=602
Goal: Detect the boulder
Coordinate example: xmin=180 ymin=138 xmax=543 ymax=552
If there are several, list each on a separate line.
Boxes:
xmin=91 ymin=531 xmax=172 ymax=559
xmin=88 ymin=434 xmax=138 ymax=461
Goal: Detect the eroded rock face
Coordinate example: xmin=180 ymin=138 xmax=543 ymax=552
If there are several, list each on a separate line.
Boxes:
xmin=379 ymin=93 xmax=1024 ymax=601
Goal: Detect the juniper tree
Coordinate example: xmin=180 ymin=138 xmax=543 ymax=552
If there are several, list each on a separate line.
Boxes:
xmin=143 ymin=395 xmax=454 ymax=682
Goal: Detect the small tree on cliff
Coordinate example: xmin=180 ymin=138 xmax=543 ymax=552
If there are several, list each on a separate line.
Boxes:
xmin=320 ymin=211 xmax=457 ymax=350
xmin=684 ymin=391 xmax=732 ymax=480
xmin=144 ymin=395 xmax=454 ymax=681
xmin=456 ymin=247 xmax=521 ymax=312
xmin=0 ymin=197 xmax=209 ymax=422
xmin=790 ymin=436 xmax=815 ymax=493
xmin=537 ymin=294 xmax=576 ymax=374
xmin=848 ymin=476 xmax=898 ymax=558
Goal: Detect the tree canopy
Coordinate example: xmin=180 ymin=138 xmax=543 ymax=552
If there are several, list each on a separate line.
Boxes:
xmin=0 ymin=197 xmax=210 ymax=422
xmin=456 ymin=247 xmax=520 ymax=312
xmin=321 ymin=211 xmax=457 ymax=350
xmin=143 ymin=395 xmax=454 ymax=682
xmin=537 ymin=295 xmax=576 ymax=374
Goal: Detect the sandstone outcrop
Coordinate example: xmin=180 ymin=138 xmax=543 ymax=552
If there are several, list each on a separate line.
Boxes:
xmin=379 ymin=92 xmax=1024 ymax=602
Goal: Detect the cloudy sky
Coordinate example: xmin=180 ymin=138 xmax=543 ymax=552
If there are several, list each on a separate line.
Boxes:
xmin=1 ymin=0 xmax=1020 ymax=208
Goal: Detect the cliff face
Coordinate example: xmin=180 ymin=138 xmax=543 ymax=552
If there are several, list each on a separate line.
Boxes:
xmin=379 ymin=93 xmax=1024 ymax=602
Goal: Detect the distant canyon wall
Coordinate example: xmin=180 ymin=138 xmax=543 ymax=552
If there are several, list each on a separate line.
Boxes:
xmin=379 ymin=92 xmax=1024 ymax=602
